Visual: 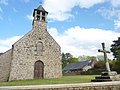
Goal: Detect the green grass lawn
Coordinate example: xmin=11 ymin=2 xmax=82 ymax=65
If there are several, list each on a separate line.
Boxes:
xmin=0 ymin=75 xmax=96 ymax=86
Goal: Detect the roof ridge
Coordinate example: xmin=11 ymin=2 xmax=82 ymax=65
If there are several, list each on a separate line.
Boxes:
xmin=37 ymin=5 xmax=45 ymax=11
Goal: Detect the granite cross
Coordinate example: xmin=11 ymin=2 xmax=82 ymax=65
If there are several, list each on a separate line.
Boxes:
xmin=98 ymin=42 xmax=111 ymax=72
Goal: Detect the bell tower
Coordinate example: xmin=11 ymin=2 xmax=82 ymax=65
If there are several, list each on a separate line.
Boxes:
xmin=33 ymin=5 xmax=48 ymax=22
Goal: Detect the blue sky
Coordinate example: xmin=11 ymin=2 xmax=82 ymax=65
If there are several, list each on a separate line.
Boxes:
xmin=0 ymin=0 xmax=120 ymax=58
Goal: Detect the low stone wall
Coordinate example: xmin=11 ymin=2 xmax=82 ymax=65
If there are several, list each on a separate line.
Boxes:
xmin=0 ymin=81 xmax=120 ymax=90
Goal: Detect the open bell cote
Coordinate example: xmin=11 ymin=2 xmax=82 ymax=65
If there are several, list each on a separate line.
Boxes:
xmin=33 ymin=5 xmax=48 ymax=22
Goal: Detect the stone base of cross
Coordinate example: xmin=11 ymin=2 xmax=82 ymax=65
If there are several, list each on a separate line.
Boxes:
xmin=102 ymin=71 xmax=117 ymax=76
xmin=91 ymin=42 xmax=120 ymax=82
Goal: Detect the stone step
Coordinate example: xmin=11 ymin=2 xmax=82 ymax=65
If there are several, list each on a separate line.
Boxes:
xmin=102 ymin=72 xmax=111 ymax=76
xmin=91 ymin=79 xmax=112 ymax=82
xmin=91 ymin=71 xmax=119 ymax=82
xmin=102 ymin=71 xmax=117 ymax=76
xmin=95 ymin=76 xmax=111 ymax=79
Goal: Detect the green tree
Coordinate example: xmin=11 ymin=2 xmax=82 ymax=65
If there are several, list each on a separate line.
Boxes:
xmin=109 ymin=59 xmax=117 ymax=70
xmin=98 ymin=60 xmax=105 ymax=69
xmin=111 ymin=37 xmax=120 ymax=59
xmin=111 ymin=37 xmax=120 ymax=73
xmin=69 ymin=57 xmax=78 ymax=63
xmin=62 ymin=53 xmax=67 ymax=68
xmin=78 ymin=55 xmax=96 ymax=61
xmin=62 ymin=53 xmax=78 ymax=68
xmin=96 ymin=55 xmax=104 ymax=61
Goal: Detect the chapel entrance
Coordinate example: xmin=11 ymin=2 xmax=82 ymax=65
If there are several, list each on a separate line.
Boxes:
xmin=34 ymin=60 xmax=44 ymax=79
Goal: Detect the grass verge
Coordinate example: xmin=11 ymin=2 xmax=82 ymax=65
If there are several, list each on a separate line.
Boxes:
xmin=0 ymin=75 xmax=96 ymax=86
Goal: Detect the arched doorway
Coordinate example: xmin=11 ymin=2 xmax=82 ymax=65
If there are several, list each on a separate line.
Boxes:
xmin=34 ymin=60 xmax=44 ymax=79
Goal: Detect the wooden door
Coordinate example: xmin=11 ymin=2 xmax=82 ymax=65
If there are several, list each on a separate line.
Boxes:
xmin=34 ymin=60 xmax=44 ymax=79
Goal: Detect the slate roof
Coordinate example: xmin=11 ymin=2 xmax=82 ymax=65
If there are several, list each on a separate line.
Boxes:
xmin=37 ymin=5 xmax=45 ymax=11
xmin=63 ymin=60 xmax=92 ymax=71
xmin=33 ymin=5 xmax=48 ymax=16
xmin=36 ymin=5 xmax=48 ymax=13
xmin=0 ymin=53 xmax=3 ymax=56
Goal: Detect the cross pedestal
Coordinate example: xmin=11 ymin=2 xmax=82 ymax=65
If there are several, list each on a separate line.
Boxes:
xmin=91 ymin=43 xmax=119 ymax=82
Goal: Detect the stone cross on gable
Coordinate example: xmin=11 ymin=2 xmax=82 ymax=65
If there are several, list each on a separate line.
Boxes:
xmin=98 ymin=42 xmax=111 ymax=72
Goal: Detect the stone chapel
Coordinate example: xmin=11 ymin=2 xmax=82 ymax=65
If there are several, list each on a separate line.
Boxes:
xmin=0 ymin=4 xmax=62 ymax=82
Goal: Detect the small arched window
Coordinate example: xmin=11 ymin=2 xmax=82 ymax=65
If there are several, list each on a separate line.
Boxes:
xmin=36 ymin=42 xmax=43 ymax=52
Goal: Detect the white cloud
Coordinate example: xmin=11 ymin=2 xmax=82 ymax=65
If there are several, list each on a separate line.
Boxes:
xmin=0 ymin=7 xmax=3 ymax=13
xmin=43 ymin=0 xmax=105 ymax=21
xmin=48 ymin=12 xmax=73 ymax=21
xmin=0 ymin=7 xmax=3 ymax=20
xmin=98 ymin=8 xmax=118 ymax=20
xmin=98 ymin=7 xmax=120 ymax=29
xmin=26 ymin=14 xmax=33 ymax=20
xmin=13 ymin=8 xmax=17 ymax=12
xmin=22 ymin=0 xmax=30 ymax=3
xmin=111 ymin=0 xmax=120 ymax=7
xmin=48 ymin=26 xmax=120 ymax=58
xmin=0 ymin=0 xmax=8 ymax=5
xmin=114 ymin=20 xmax=120 ymax=29
xmin=0 ymin=36 xmax=22 ymax=53
xmin=78 ymin=0 xmax=105 ymax=8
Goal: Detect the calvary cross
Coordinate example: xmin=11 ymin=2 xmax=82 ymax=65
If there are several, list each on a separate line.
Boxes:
xmin=98 ymin=42 xmax=111 ymax=72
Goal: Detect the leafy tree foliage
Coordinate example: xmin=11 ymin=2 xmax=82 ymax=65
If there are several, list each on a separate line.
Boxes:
xmin=97 ymin=60 xmax=104 ymax=69
xmin=78 ymin=55 xmax=96 ymax=61
xmin=111 ymin=37 xmax=120 ymax=59
xmin=62 ymin=53 xmax=78 ymax=68
xmin=111 ymin=37 xmax=120 ymax=73
xmin=96 ymin=55 xmax=104 ymax=61
xmin=109 ymin=60 xmax=117 ymax=70
xmin=96 ymin=55 xmax=118 ymax=71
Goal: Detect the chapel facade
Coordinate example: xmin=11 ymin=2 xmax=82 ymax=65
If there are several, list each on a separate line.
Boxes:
xmin=0 ymin=5 xmax=62 ymax=82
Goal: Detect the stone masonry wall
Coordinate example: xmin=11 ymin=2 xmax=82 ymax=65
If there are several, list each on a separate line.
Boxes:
xmin=9 ymin=21 xmax=62 ymax=81
xmin=0 ymin=49 xmax=12 ymax=82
